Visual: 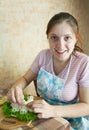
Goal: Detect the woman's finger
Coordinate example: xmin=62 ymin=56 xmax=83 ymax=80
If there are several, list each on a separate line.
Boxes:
xmin=37 ymin=113 xmax=43 ymax=119
xmin=15 ymin=87 xmax=24 ymax=105
xmin=11 ymin=87 xmax=16 ymax=103
xmin=7 ymin=88 xmax=16 ymax=103
xmin=27 ymin=101 xmax=33 ymax=107
xmin=33 ymin=108 xmax=43 ymax=113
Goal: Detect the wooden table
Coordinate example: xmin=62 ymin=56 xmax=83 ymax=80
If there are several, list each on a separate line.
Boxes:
xmin=0 ymin=110 xmax=70 ymax=130
xmin=0 ymin=90 xmax=70 ymax=130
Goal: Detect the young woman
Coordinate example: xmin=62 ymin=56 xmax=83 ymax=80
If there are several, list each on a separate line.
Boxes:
xmin=8 ymin=12 xmax=89 ymax=129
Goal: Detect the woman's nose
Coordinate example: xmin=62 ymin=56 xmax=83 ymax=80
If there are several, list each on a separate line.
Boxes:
xmin=56 ymin=38 xmax=65 ymax=48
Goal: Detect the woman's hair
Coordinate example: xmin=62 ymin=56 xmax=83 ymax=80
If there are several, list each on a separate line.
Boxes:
xmin=46 ymin=12 xmax=84 ymax=53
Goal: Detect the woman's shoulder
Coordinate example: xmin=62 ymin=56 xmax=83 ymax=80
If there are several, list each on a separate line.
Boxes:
xmin=73 ymin=51 xmax=89 ymax=63
xmin=70 ymin=52 xmax=89 ymax=79
xmin=38 ymin=49 xmax=52 ymax=59
xmin=39 ymin=49 xmax=52 ymax=55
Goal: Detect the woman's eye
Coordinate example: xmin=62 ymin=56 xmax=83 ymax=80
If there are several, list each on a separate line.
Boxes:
xmin=50 ymin=36 xmax=58 ymax=42
xmin=65 ymin=36 xmax=70 ymax=41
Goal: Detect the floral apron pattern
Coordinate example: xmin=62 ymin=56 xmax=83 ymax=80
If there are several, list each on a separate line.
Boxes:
xmin=37 ymin=68 xmax=89 ymax=130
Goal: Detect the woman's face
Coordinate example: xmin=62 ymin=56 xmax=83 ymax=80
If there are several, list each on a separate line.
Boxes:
xmin=48 ymin=21 xmax=77 ymax=62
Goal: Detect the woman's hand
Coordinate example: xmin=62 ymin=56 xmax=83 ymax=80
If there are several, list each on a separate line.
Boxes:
xmin=7 ymin=76 xmax=28 ymax=105
xmin=27 ymin=99 xmax=55 ymax=119
xmin=7 ymin=86 xmax=24 ymax=105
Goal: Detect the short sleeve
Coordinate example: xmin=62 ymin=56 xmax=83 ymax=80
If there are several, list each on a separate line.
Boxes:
xmin=79 ymin=60 xmax=89 ymax=87
xmin=30 ymin=50 xmax=47 ymax=74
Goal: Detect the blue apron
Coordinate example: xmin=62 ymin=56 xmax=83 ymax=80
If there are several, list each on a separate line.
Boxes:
xmin=37 ymin=67 xmax=89 ymax=130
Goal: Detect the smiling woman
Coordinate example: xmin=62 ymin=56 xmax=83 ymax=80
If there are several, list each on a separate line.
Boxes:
xmin=7 ymin=12 xmax=89 ymax=129
xmin=47 ymin=22 xmax=77 ymax=64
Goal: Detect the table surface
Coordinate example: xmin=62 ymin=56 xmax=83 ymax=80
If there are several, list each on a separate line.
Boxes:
xmin=0 ymin=89 xmax=70 ymax=130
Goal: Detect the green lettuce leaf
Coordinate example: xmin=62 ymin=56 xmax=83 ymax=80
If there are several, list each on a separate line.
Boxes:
xmin=2 ymin=101 xmax=37 ymax=122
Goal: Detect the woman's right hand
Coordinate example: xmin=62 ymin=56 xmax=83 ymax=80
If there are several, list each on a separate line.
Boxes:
xmin=7 ymin=69 xmax=37 ymax=105
xmin=7 ymin=86 xmax=24 ymax=105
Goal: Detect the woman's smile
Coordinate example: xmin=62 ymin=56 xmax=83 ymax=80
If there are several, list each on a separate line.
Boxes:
xmin=54 ymin=48 xmax=68 ymax=55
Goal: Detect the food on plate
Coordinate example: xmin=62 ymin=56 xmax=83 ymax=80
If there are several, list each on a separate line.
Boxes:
xmin=2 ymin=95 xmax=37 ymax=121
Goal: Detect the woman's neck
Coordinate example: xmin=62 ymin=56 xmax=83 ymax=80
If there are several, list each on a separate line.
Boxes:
xmin=53 ymin=56 xmax=71 ymax=75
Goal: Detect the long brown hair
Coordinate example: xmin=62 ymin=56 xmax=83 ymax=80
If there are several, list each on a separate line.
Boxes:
xmin=46 ymin=12 xmax=84 ymax=53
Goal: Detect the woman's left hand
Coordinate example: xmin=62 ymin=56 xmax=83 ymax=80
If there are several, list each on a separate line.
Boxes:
xmin=27 ymin=99 xmax=55 ymax=118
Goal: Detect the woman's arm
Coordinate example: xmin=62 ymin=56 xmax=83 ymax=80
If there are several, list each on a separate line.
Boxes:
xmin=27 ymin=87 xmax=89 ymax=119
xmin=7 ymin=69 xmax=37 ymax=104
xmin=53 ymin=87 xmax=89 ymax=118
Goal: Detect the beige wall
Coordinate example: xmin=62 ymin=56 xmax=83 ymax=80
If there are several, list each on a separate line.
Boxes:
xmin=0 ymin=0 xmax=89 ymax=94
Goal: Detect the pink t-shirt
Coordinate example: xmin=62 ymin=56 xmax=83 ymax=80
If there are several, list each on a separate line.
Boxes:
xmin=30 ymin=49 xmax=89 ymax=101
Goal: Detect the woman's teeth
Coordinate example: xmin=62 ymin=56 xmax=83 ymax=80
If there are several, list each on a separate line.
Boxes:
xmin=54 ymin=48 xmax=65 ymax=53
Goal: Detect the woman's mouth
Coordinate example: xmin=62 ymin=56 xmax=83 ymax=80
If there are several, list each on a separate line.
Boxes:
xmin=54 ymin=48 xmax=66 ymax=55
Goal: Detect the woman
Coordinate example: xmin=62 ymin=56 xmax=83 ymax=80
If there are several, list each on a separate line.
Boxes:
xmin=8 ymin=12 xmax=89 ymax=129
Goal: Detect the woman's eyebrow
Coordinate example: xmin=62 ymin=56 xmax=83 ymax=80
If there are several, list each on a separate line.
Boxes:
xmin=64 ymin=33 xmax=72 ymax=36
xmin=49 ymin=33 xmax=58 ymax=36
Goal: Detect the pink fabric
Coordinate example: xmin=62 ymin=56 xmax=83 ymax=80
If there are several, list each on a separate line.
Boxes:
xmin=30 ymin=49 xmax=89 ymax=102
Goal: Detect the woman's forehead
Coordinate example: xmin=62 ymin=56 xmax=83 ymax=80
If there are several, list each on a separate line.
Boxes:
xmin=49 ymin=22 xmax=75 ymax=36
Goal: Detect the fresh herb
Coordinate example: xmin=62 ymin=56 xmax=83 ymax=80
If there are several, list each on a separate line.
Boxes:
xmin=24 ymin=94 xmax=28 ymax=101
xmin=2 ymin=96 xmax=37 ymax=122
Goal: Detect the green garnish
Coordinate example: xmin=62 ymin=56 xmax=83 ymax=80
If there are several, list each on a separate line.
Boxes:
xmin=24 ymin=94 xmax=28 ymax=101
xmin=2 ymin=96 xmax=37 ymax=122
